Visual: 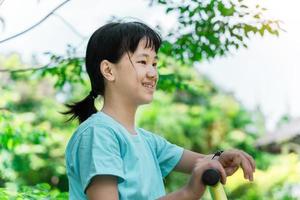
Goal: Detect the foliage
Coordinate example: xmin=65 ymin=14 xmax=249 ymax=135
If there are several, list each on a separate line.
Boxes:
xmin=152 ymin=0 xmax=282 ymax=64
xmin=0 ymin=55 xmax=72 ymax=192
xmin=0 ymin=183 xmax=68 ymax=200
xmin=0 ymin=110 xmax=69 ymax=189
xmin=2 ymin=0 xmax=282 ymax=93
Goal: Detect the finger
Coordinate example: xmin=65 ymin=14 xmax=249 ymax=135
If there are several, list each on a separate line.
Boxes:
xmin=241 ymin=151 xmax=256 ymax=172
xmin=240 ymin=152 xmax=255 ymax=181
xmin=213 ymin=160 xmax=227 ymax=185
xmin=225 ymin=166 xmax=239 ymax=176
xmin=240 ymin=154 xmax=253 ymax=181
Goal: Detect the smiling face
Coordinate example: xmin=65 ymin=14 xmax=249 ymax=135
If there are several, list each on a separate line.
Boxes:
xmin=105 ymin=38 xmax=159 ymax=106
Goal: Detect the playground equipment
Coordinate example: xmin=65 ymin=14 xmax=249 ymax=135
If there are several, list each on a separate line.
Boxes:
xmin=202 ymin=168 xmax=228 ymax=200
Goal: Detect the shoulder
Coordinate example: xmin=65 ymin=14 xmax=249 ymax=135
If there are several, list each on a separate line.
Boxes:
xmin=138 ymin=128 xmax=157 ymax=141
xmin=137 ymin=128 xmax=166 ymax=148
xmin=78 ymin=112 xmax=128 ymax=138
xmin=77 ymin=115 xmax=115 ymax=138
xmin=138 ymin=128 xmax=166 ymax=141
xmin=66 ymin=113 xmax=121 ymax=152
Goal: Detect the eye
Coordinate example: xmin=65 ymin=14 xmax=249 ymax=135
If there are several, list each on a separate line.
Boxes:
xmin=153 ymin=63 xmax=157 ymax=68
xmin=138 ymin=60 xmax=147 ymax=65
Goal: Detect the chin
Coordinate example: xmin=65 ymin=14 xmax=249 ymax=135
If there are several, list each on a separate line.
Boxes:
xmin=139 ymin=96 xmax=154 ymax=105
xmin=141 ymin=99 xmax=153 ymax=105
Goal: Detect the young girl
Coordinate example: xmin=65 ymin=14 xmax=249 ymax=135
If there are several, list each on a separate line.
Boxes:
xmin=64 ymin=21 xmax=256 ymax=200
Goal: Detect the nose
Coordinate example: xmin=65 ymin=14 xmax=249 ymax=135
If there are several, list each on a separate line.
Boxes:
xmin=146 ymin=66 xmax=158 ymax=79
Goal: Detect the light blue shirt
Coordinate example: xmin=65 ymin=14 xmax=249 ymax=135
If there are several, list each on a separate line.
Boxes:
xmin=65 ymin=111 xmax=184 ymax=200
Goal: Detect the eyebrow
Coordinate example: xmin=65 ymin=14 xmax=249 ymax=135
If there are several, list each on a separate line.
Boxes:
xmin=137 ymin=53 xmax=158 ymax=59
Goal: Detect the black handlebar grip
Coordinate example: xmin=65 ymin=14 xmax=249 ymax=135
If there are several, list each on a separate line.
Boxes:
xmin=201 ymin=168 xmax=220 ymax=186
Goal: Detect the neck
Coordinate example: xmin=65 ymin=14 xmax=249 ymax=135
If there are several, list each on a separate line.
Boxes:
xmin=101 ymin=92 xmax=138 ymax=135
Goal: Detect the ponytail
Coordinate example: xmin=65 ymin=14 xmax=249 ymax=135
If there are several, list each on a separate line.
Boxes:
xmin=63 ymin=91 xmax=98 ymax=123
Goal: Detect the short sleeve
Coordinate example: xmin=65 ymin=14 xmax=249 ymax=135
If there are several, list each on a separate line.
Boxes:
xmin=77 ymin=125 xmax=124 ymax=193
xmin=152 ymin=134 xmax=184 ymax=177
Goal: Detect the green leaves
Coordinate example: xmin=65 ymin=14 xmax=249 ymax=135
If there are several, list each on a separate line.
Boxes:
xmin=218 ymin=1 xmax=235 ymax=16
xmin=157 ymin=54 xmax=215 ymax=99
xmin=152 ymin=0 xmax=283 ymax=64
xmin=38 ymin=52 xmax=85 ymax=89
xmin=0 ymin=106 xmax=69 ymax=191
xmin=0 ymin=183 xmax=68 ymax=200
xmin=0 ymin=112 xmax=46 ymax=152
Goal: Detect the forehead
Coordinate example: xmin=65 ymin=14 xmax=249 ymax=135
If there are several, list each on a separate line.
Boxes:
xmin=134 ymin=39 xmax=158 ymax=59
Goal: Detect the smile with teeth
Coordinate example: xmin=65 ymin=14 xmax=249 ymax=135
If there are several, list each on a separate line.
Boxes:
xmin=142 ymin=83 xmax=155 ymax=89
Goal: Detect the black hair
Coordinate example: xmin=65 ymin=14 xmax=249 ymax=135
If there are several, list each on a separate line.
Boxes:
xmin=63 ymin=21 xmax=162 ymax=123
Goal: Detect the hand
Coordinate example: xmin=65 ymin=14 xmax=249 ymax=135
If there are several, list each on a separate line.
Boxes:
xmin=217 ymin=149 xmax=256 ymax=181
xmin=184 ymin=158 xmax=227 ymax=200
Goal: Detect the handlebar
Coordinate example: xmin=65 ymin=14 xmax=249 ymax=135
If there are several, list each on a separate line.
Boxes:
xmin=201 ymin=168 xmax=228 ymax=200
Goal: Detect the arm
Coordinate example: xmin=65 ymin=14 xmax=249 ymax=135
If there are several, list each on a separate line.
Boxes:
xmin=84 ymin=173 xmax=200 ymax=200
xmin=86 ymin=175 xmax=119 ymax=200
xmin=84 ymin=172 xmax=200 ymax=200
xmin=85 ymin=158 xmax=227 ymax=200
xmin=174 ymin=149 xmax=210 ymax=174
xmin=175 ymin=149 xmax=256 ymax=181
xmin=157 ymin=186 xmax=199 ymax=200
xmin=158 ymin=159 xmax=228 ymax=200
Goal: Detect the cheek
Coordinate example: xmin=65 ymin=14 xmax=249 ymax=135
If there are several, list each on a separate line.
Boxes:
xmin=134 ymin=68 xmax=146 ymax=80
xmin=126 ymin=70 xmax=142 ymax=89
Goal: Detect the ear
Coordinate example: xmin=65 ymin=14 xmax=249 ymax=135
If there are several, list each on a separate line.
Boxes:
xmin=99 ymin=60 xmax=115 ymax=82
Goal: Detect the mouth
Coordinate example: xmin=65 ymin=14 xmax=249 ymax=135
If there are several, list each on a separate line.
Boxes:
xmin=142 ymin=82 xmax=155 ymax=90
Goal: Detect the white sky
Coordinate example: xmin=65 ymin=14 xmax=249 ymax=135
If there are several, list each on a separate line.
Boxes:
xmin=0 ymin=0 xmax=299 ymax=130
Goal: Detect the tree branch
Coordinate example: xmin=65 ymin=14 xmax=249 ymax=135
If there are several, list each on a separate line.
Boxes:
xmin=0 ymin=64 xmax=51 ymax=73
xmin=0 ymin=107 xmax=11 ymax=112
xmin=53 ymin=13 xmax=86 ymax=39
xmin=0 ymin=56 xmax=84 ymax=73
xmin=0 ymin=0 xmax=70 ymax=44
xmin=0 ymin=0 xmax=5 ymax=7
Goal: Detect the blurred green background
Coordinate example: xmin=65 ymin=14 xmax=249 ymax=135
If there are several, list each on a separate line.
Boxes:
xmin=0 ymin=0 xmax=299 ymax=199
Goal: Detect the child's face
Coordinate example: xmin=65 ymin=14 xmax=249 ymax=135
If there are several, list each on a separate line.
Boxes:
xmin=113 ymin=38 xmax=158 ymax=106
